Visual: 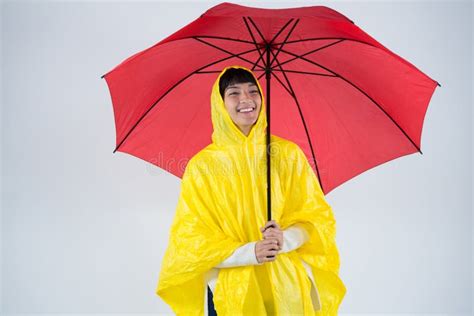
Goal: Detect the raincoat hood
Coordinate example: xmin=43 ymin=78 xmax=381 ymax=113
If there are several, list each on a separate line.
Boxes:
xmin=210 ymin=65 xmax=267 ymax=147
xmin=156 ymin=66 xmax=346 ymax=315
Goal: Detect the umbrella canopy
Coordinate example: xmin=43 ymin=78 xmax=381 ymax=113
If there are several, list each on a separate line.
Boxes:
xmin=102 ymin=2 xmax=439 ymax=196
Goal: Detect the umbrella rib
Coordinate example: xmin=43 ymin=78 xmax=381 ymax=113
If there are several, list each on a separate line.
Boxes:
xmin=269 ymin=19 xmax=300 ymax=68
xmin=193 ymin=37 xmax=266 ymax=70
xmin=195 ymin=70 xmax=225 ymax=74
xmin=195 ymin=70 xmax=288 ymax=74
xmin=268 ymin=18 xmax=295 ymax=45
xmin=244 ymin=17 xmax=298 ymax=71
xmin=245 ymin=17 xmax=302 ymax=70
xmin=273 ymin=37 xmax=441 ymax=87
xmin=246 ymin=16 xmax=297 ymax=50
xmin=278 ymin=46 xmax=423 ymax=154
xmin=101 ymin=36 xmax=256 ymax=79
xmin=270 ymin=71 xmax=293 ymax=97
xmin=113 ymin=46 xmax=261 ymax=153
xmin=247 ymin=16 xmax=296 ymax=48
xmin=242 ymin=17 xmax=266 ymax=70
xmin=273 ymin=69 xmax=337 ymax=77
xmin=269 ymin=49 xmax=324 ymax=191
xmin=193 ymin=35 xmax=255 ymax=44
xmin=274 ymin=37 xmax=375 ymax=46
xmin=276 ymin=39 xmax=346 ymax=69
xmin=247 ymin=17 xmax=267 ymax=45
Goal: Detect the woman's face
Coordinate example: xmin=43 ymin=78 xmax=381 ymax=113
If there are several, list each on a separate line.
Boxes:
xmin=223 ymin=81 xmax=262 ymax=136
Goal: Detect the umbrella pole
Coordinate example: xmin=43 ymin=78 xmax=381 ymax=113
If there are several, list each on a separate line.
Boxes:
xmin=265 ymin=44 xmax=272 ymax=222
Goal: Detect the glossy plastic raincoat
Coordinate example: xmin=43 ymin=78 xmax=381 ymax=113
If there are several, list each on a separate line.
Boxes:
xmin=156 ymin=65 xmax=346 ymax=315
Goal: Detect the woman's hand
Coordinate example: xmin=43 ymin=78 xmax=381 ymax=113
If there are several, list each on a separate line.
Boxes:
xmin=255 ymin=238 xmax=279 ymax=263
xmin=260 ymin=220 xmax=284 ymax=250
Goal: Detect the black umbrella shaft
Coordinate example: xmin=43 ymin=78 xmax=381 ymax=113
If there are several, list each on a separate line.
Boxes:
xmin=265 ymin=45 xmax=272 ymax=222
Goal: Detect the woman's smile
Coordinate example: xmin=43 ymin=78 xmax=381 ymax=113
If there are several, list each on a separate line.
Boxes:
xmin=237 ymin=106 xmax=256 ymax=113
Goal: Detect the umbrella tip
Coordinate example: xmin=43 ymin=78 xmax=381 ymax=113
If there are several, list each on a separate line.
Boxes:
xmin=101 ymin=74 xmax=106 ymax=79
xmin=436 ymin=81 xmax=441 ymax=87
xmin=419 ymin=149 xmax=423 ymax=155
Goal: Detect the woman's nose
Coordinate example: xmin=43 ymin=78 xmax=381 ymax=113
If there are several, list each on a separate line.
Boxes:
xmin=240 ymin=91 xmax=252 ymax=100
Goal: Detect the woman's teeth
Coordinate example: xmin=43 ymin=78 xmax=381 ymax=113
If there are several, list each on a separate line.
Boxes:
xmin=237 ymin=107 xmax=255 ymax=113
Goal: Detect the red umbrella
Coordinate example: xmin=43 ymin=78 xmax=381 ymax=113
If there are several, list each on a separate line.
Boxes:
xmin=102 ymin=2 xmax=439 ymax=217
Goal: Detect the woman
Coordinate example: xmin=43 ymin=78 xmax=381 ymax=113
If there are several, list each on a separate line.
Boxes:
xmin=156 ymin=65 xmax=346 ymax=315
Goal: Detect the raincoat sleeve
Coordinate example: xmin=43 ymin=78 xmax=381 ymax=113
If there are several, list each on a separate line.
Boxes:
xmin=279 ymin=224 xmax=310 ymax=253
xmin=215 ymin=225 xmax=308 ymax=268
xmin=156 ymin=157 xmax=247 ymax=315
xmin=279 ymin=143 xmax=346 ymax=313
xmin=215 ymin=241 xmax=261 ymax=268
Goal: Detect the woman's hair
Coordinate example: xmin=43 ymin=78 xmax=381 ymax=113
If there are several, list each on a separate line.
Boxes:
xmin=219 ymin=67 xmax=260 ymax=99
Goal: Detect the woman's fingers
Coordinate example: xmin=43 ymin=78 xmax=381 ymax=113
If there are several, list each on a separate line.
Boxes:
xmin=263 ymin=230 xmax=283 ymax=243
xmin=255 ymin=238 xmax=281 ymax=263
xmin=261 ymin=239 xmax=280 ymax=251
xmin=262 ymin=229 xmax=282 ymax=239
xmin=260 ymin=255 xmax=275 ymax=263
xmin=264 ymin=249 xmax=279 ymax=256
xmin=261 ymin=238 xmax=279 ymax=247
xmin=260 ymin=250 xmax=278 ymax=262
xmin=263 ymin=227 xmax=276 ymax=234
xmin=260 ymin=220 xmax=273 ymax=231
xmin=260 ymin=220 xmax=280 ymax=232
xmin=263 ymin=235 xmax=280 ymax=245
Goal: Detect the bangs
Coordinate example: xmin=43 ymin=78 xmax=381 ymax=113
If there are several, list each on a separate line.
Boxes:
xmin=219 ymin=68 xmax=259 ymax=98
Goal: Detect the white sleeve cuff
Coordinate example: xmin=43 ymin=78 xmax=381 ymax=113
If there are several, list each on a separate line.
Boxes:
xmin=215 ymin=241 xmax=261 ymax=268
xmin=280 ymin=224 xmax=310 ymax=254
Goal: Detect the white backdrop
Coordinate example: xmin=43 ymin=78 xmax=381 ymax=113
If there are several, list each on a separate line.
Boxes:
xmin=1 ymin=0 xmax=472 ymax=314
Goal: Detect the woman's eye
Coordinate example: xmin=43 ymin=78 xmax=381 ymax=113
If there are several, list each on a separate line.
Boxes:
xmin=250 ymin=90 xmax=259 ymax=94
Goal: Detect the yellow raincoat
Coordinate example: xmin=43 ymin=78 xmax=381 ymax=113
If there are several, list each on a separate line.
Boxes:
xmin=156 ymin=65 xmax=346 ymax=315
